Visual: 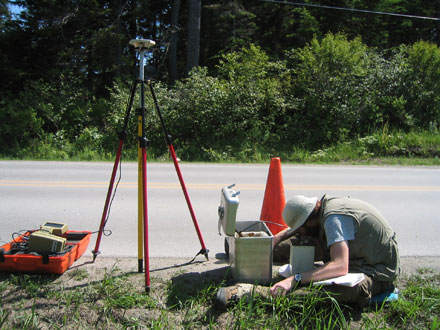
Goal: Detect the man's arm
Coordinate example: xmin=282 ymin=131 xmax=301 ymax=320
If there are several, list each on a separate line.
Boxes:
xmin=270 ymin=240 xmax=349 ymax=297
xmin=272 ymin=228 xmax=295 ymax=249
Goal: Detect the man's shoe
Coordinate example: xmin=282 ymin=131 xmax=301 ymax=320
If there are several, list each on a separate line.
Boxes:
xmin=215 ymin=284 xmax=264 ymax=309
xmin=215 ymin=285 xmax=239 ymax=309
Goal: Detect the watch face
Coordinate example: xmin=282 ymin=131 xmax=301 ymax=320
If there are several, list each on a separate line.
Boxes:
xmin=295 ymin=273 xmax=302 ymax=282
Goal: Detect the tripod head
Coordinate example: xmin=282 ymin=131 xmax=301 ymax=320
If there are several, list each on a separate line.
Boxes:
xmin=130 ymin=39 xmax=156 ymax=81
xmin=129 ymin=39 xmax=156 ymax=50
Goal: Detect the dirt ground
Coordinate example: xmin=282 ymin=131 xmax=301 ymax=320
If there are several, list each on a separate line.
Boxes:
xmin=69 ymin=253 xmax=440 ymax=327
xmin=2 ymin=253 xmax=439 ymax=328
xmin=67 ymin=253 xmax=440 ymax=288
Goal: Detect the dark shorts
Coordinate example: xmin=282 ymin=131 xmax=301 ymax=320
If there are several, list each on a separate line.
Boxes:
xmin=317 ymin=275 xmax=394 ymax=307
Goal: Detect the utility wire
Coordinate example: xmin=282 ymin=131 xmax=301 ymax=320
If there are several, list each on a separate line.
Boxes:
xmin=261 ymin=0 xmax=440 ymax=21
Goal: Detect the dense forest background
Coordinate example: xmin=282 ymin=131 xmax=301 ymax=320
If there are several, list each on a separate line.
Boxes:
xmin=1 ymin=0 xmax=440 ymax=161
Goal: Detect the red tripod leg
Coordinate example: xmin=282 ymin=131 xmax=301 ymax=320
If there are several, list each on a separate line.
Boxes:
xmin=92 ymin=140 xmax=124 ymax=261
xmin=141 ymin=147 xmax=150 ymax=291
xmin=92 ymin=80 xmax=137 ymax=261
xmin=168 ymin=144 xmax=208 ymax=259
xmin=147 ymin=81 xmax=208 ymax=259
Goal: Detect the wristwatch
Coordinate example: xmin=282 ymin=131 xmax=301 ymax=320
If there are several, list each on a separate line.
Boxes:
xmin=293 ymin=273 xmax=302 ymax=287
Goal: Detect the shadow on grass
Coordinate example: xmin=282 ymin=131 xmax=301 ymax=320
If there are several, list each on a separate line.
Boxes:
xmin=163 ymin=262 xmax=231 ymax=328
xmin=0 ymin=272 xmax=60 ymax=299
xmin=166 ymin=265 xmax=231 ymax=308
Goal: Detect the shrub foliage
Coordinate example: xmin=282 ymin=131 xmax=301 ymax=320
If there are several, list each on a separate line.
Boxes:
xmin=2 ymin=34 xmax=440 ymax=161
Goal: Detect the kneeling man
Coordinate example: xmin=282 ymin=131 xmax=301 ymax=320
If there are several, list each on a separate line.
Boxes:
xmin=270 ymin=194 xmax=400 ymax=306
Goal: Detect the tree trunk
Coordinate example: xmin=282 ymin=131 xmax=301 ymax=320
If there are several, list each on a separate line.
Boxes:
xmin=169 ymin=0 xmax=180 ymax=85
xmin=186 ymin=0 xmax=201 ymax=76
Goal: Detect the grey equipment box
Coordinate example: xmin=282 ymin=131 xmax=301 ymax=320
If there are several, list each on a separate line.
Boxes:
xmin=218 ymin=184 xmax=273 ymax=284
xmin=289 ymin=235 xmax=315 ymax=274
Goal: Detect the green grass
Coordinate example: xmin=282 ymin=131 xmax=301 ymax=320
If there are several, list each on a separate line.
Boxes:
xmin=385 ymin=271 xmax=440 ymax=329
xmin=2 ymin=129 xmax=440 ymax=165
xmin=280 ymin=129 xmax=440 ymax=165
xmin=0 ymin=267 xmax=439 ymax=329
xmin=225 ymin=288 xmax=349 ymax=329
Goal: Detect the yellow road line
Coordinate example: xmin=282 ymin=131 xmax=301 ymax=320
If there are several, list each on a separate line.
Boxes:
xmin=1 ymin=180 xmax=440 ymax=192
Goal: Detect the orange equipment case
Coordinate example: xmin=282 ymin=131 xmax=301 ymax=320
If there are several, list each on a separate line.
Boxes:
xmin=0 ymin=231 xmax=91 ymax=274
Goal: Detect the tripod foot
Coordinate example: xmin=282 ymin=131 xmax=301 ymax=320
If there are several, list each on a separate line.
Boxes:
xmin=92 ymin=250 xmax=101 ymax=263
xmin=187 ymin=248 xmax=210 ymax=264
xmin=199 ymin=248 xmax=209 ymax=261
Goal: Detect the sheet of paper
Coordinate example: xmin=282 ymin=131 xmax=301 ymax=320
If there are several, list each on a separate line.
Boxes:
xmin=312 ymin=273 xmax=366 ymax=287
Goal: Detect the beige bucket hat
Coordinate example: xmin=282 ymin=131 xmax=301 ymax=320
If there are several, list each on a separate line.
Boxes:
xmin=283 ymin=195 xmax=318 ymax=234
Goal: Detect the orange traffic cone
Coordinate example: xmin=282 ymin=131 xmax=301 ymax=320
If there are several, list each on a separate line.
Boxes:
xmin=259 ymin=157 xmax=287 ymax=235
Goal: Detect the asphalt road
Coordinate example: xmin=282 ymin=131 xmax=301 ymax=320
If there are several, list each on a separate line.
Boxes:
xmin=1 ymin=161 xmax=439 ymax=260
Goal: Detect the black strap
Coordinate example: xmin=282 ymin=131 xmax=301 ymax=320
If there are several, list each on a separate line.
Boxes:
xmin=0 ymin=248 xmax=4 ymax=262
xmin=42 ymin=253 xmax=50 ymax=264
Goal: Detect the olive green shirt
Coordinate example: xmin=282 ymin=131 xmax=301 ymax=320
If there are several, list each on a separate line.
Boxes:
xmin=319 ymin=195 xmax=400 ymax=282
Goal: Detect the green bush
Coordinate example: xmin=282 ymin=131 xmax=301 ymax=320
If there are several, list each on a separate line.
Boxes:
xmin=358 ymin=49 xmax=412 ymax=131
xmin=154 ymin=46 xmax=286 ymax=161
xmin=0 ymin=90 xmax=43 ymax=155
xmin=283 ymin=33 xmax=371 ymax=149
xmin=3 ymin=35 xmax=440 ymax=161
xmin=405 ymin=41 xmax=440 ymax=129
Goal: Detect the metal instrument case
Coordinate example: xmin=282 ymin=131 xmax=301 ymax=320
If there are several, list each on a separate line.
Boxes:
xmin=218 ymin=185 xmax=273 ymax=283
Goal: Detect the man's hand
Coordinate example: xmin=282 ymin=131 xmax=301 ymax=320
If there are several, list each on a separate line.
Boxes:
xmin=270 ymin=277 xmax=294 ymax=297
xmin=270 ymin=241 xmax=350 ymax=298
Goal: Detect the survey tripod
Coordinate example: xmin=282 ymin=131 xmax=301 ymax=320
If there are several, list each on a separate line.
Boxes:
xmin=92 ymin=39 xmax=209 ymax=292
